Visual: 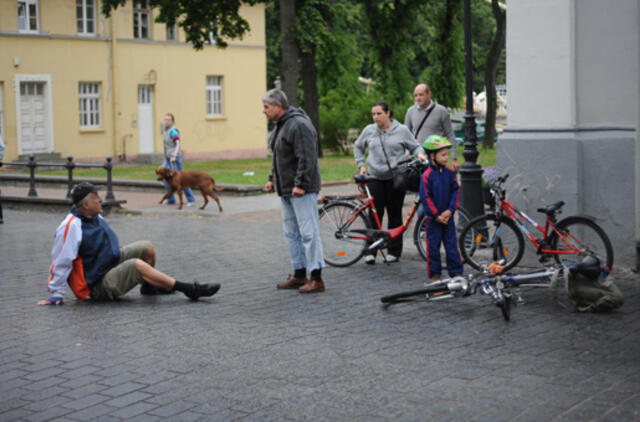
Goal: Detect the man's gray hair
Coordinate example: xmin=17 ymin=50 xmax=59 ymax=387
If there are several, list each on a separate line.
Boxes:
xmin=262 ymin=88 xmax=289 ymax=109
xmin=75 ymin=195 xmax=91 ymax=210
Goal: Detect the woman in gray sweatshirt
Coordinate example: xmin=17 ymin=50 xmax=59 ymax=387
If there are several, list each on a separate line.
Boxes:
xmin=354 ymin=101 xmax=426 ymax=264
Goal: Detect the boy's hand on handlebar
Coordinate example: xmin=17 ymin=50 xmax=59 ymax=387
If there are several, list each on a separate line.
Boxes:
xmin=359 ymin=166 xmax=367 ymax=175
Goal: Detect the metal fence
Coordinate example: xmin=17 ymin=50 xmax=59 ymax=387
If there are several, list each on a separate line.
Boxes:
xmin=0 ymin=155 xmax=117 ymax=201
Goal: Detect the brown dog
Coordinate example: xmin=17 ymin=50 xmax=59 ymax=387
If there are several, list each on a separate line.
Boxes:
xmin=155 ymin=167 xmax=224 ymax=211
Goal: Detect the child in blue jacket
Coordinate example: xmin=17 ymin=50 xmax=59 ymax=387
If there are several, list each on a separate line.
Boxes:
xmin=419 ymin=135 xmax=464 ymax=281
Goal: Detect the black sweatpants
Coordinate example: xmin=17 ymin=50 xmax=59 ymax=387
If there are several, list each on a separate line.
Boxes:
xmin=367 ymin=179 xmax=406 ymax=257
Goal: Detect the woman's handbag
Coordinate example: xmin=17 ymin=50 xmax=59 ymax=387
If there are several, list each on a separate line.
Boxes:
xmin=378 ymin=134 xmax=424 ymax=192
xmin=392 ymin=161 xmax=424 ymax=192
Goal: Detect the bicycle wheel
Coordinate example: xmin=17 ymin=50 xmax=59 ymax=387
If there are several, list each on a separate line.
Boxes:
xmin=496 ymin=294 xmax=512 ymax=321
xmin=459 ymin=214 xmax=525 ymax=272
xmin=548 ymin=217 xmax=614 ymax=270
xmin=318 ymin=201 xmax=370 ymax=267
xmin=413 ymin=208 xmax=472 ymax=262
xmin=380 ymin=283 xmax=450 ymax=304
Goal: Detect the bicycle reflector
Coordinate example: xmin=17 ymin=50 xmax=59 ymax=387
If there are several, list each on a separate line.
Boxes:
xmin=336 ymin=251 xmax=346 ymax=257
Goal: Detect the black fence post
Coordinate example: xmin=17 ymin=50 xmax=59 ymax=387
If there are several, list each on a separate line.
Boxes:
xmin=27 ymin=155 xmax=38 ymax=197
xmin=104 ymin=157 xmax=115 ymax=201
xmin=65 ymin=156 xmax=75 ymax=198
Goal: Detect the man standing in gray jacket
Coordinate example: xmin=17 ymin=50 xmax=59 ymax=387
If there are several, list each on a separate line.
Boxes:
xmin=263 ymin=88 xmax=325 ymax=294
xmin=404 ymin=84 xmax=458 ymax=171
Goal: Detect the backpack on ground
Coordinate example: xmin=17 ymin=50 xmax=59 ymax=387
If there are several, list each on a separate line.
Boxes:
xmin=550 ymin=267 xmax=624 ymax=312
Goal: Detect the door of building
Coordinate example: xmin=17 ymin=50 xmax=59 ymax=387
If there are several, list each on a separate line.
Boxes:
xmin=138 ymin=85 xmax=154 ymax=154
xmin=18 ymin=81 xmax=51 ymax=154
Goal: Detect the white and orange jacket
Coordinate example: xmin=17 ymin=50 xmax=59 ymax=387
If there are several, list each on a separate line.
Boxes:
xmin=47 ymin=210 xmax=120 ymax=299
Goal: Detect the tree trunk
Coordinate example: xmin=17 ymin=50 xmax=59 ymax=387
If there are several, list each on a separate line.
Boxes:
xmin=483 ymin=0 xmax=506 ymax=149
xmin=301 ymin=45 xmax=322 ymax=156
xmin=280 ymin=0 xmax=298 ymax=106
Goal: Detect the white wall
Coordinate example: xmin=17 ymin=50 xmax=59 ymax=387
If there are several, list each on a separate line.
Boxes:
xmin=507 ymin=0 xmax=575 ymax=128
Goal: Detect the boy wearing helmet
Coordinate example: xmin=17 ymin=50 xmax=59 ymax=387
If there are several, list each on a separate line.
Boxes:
xmin=419 ymin=135 xmax=464 ymax=281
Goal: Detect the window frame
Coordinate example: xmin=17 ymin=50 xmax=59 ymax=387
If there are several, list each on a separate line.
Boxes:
xmin=76 ymin=0 xmax=96 ymax=36
xmin=17 ymin=0 xmax=39 ymax=33
xmin=78 ymin=82 xmax=102 ymax=129
xmin=133 ymin=0 xmax=150 ymax=40
xmin=206 ymin=76 xmax=223 ymax=117
xmin=166 ymin=24 xmax=177 ymax=41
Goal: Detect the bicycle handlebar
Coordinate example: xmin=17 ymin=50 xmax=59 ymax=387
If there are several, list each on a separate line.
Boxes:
xmin=495 ymin=173 xmax=509 ymax=185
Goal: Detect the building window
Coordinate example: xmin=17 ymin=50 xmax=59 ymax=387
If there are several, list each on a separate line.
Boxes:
xmin=78 ymin=83 xmax=101 ymax=128
xmin=76 ymin=0 xmax=95 ymax=35
xmin=166 ymin=24 xmax=176 ymax=41
xmin=207 ymin=20 xmax=220 ymax=46
xmin=133 ymin=0 xmax=150 ymax=39
xmin=206 ymin=76 xmax=223 ymax=117
xmin=18 ymin=0 xmax=39 ymax=33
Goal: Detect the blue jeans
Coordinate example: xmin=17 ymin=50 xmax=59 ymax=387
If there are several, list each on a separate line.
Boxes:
xmin=280 ymin=193 xmax=325 ymax=273
xmin=162 ymin=156 xmax=195 ymax=203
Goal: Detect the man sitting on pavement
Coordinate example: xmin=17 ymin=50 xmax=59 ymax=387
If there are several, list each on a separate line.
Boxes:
xmin=38 ymin=182 xmax=220 ymax=306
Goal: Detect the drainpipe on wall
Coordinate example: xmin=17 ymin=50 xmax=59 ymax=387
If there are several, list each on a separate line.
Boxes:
xmin=109 ymin=14 xmax=118 ymax=159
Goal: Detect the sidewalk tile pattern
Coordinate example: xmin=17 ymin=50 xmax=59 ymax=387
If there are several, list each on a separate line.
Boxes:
xmin=0 ymin=208 xmax=639 ymax=421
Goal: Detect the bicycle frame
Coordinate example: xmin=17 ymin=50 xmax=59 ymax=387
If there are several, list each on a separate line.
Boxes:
xmin=495 ymin=194 xmax=586 ymax=257
xmin=380 ymin=264 xmax=562 ymax=321
xmin=324 ymin=182 xmax=421 ymax=247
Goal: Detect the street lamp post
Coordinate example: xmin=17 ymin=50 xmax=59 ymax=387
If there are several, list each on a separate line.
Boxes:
xmin=459 ymin=0 xmax=485 ymax=220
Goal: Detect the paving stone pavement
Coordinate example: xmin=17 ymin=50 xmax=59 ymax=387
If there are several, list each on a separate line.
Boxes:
xmin=1 ymin=193 xmax=639 ymax=421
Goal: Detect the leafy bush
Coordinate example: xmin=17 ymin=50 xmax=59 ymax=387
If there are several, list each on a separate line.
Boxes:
xmin=319 ymin=88 xmax=377 ymax=152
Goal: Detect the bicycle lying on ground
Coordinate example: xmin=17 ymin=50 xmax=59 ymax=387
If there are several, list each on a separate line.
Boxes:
xmin=380 ymin=256 xmax=606 ymax=321
xmin=318 ymin=158 xmax=471 ymax=267
xmin=458 ymin=174 xmax=613 ymax=273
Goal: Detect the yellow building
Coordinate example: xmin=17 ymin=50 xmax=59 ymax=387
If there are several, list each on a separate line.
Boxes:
xmin=0 ymin=0 xmax=267 ymax=163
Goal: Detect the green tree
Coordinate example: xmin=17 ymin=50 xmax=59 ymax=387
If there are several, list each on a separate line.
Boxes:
xmin=101 ymin=0 xmax=266 ymax=49
xmin=360 ymin=0 xmax=427 ymax=105
xmin=420 ymin=0 xmax=465 ymax=108
xmin=482 ymin=0 xmax=506 ymax=148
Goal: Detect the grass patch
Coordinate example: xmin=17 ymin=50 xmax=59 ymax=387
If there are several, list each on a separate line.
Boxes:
xmin=40 ymin=146 xmax=496 ymax=184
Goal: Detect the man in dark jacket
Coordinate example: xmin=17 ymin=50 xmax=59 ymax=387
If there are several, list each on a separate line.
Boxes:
xmin=263 ymin=88 xmax=326 ymax=293
xmin=38 ymin=182 xmax=220 ymax=305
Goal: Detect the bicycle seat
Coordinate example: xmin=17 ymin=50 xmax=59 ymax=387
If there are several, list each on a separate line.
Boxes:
xmin=537 ymin=201 xmax=564 ymax=215
xmin=353 ymin=174 xmax=378 ymax=184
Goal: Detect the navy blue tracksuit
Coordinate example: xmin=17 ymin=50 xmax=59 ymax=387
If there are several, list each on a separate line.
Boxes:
xmin=419 ymin=163 xmax=463 ymax=277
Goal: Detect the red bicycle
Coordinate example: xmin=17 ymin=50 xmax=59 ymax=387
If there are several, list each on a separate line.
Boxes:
xmin=458 ymin=174 xmax=614 ymax=273
xmin=318 ymin=159 xmax=471 ymax=267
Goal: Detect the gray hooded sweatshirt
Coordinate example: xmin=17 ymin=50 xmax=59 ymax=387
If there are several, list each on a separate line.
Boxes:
xmin=354 ymin=119 xmax=424 ymax=180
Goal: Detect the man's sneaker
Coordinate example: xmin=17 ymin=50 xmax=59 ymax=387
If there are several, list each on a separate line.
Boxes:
xmin=385 ymin=254 xmax=399 ymax=263
xmin=185 ymin=282 xmax=221 ymax=301
xmin=364 ymin=255 xmax=376 ymax=265
xmin=299 ymin=279 xmax=325 ymax=293
xmin=187 ymin=201 xmax=195 ymax=207
xmin=277 ymin=275 xmax=308 ymax=289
